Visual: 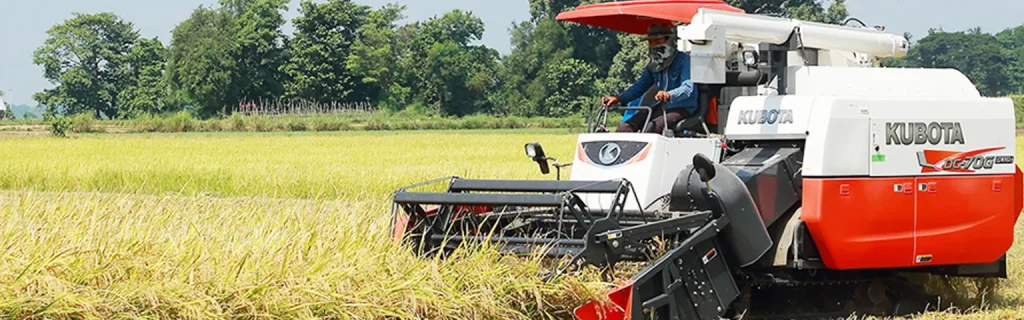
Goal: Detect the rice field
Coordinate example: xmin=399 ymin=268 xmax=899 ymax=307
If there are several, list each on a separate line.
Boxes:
xmin=0 ymin=130 xmax=1021 ymax=319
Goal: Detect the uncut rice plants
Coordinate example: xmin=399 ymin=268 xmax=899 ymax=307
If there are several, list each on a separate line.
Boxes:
xmin=0 ymin=130 xmax=579 ymax=200
xmin=0 ymin=190 xmax=610 ymax=319
xmin=0 ymin=130 xmax=617 ymax=319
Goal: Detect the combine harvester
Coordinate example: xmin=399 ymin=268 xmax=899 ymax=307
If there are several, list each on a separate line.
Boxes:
xmin=390 ymin=1 xmax=1023 ymax=319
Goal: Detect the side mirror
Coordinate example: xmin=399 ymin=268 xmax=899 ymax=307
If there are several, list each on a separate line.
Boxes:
xmin=525 ymin=142 xmax=550 ymax=175
xmin=742 ymin=50 xmax=759 ymax=67
xmin=693 ymin=153 xmax=716 ymax=183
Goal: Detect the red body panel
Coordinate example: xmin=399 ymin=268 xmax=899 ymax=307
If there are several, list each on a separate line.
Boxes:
xmin=915 ymin=175 xmax=1017 ymax=266
xmin=802 ymin=174 xmax=1020 ymax=270
xmin=1015 ymin=166 xmax=1023 ymax=217
xmin=802 ymin=178 xmax=916 ymax=269
xmin=574 ymin=281 xmax=634 ymax=320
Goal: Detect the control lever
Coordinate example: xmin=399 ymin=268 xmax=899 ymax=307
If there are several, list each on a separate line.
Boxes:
xmin=679 ymin=130 xmax=707 ymax=138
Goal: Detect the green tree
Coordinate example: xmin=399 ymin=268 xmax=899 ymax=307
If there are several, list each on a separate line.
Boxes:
xmin=346 ymin=4 xmax=410 ymax=108
xmin=167 ymin=0 xmax=288 ymax=117
xmin=118 ymin=38 xmax=172 ymax=118
xmin=490 ymin=18 xmax=574 ymax=116
xmin=785 ymin=0 xmax=848 ymax=24
xmin=597 ymin=33 xmax=647 ymax=97
xmin=996 ymin=26 xmax=1024 ymax=93
xmin=542 ymin=58 xmax=598 ymax=116
xmin=225 ymin=0 xmax=289 ymax=103
xmin=527 ymin=0 xmax=619 ymax=76
xmin=726 ymin=0 xmax=847 ymax=23
xmin=283 ymin=0 xmax=372 ymax=102
xmin=903 ymin=28 xmax=1012 ymax=96
xmin=167 ymin=6 xmax=240 ymax=116
xmin=401 ymin=10 xmax=500 ymax=116
xmin=32 ymin=13 xmax=145 ymax=119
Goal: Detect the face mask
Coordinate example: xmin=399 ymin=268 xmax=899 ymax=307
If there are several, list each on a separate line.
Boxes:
xmin=648 ymin=41 xmax=676 ymax=72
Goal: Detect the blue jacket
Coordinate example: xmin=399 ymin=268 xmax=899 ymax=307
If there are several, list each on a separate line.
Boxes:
xmin=620 ymin=52 xmax=698 ymax=123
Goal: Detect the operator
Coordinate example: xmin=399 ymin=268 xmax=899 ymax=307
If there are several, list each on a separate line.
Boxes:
xmin=601 ymin=23 xmax=697 ymax=133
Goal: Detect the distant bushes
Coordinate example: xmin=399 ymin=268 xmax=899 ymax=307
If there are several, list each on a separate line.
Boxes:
xmin=33 ymin=95 xmax=1024 ymax=137
xmin=54 ymin=110 xmax=614 ymax=135
xmin=1013 ymin=95 xmax=1024 ymax=125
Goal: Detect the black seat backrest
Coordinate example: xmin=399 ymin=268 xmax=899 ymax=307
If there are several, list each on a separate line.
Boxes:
xmin=639 ymin=85 xmax=658 ymax=107
xmin=674 ymin=85 xmax=714 ymax=134
xmin=672 ymin=72 xmax=763 ymax=136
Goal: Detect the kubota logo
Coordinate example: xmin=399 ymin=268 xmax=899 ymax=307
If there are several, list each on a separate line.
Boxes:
xmin=916 ymin=147 xmax=1015 ymax=173
xmin=737 ymin=109 xmax=794 ymax=125
xmin=886 ymin=122 xmax=965 ymax=145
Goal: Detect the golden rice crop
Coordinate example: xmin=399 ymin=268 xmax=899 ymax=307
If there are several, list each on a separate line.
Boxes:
xmin=0 ymin=190 xmax=612 ymax=319
xmin=0 ymin=130 xmax=579 ymax=200
xmin=0 ymin=130 xmax=1020 ymax=319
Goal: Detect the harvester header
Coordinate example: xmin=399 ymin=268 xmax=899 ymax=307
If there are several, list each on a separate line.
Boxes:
xmin=391 ymin=1 xmax=1022 ymax=319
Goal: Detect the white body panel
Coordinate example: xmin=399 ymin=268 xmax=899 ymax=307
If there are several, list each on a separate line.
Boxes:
xmin=681 ymin=8 xmax=909 ymax=84
xmin=569 ymin=133 xmax=723 ymax=212
xmin=803 ymin=97 xmax=872 ymax=177
xmin=785 ymin=66 xmax=981 ymax=98
xmin=683 ymin=8 xmax=795 ymax=44
xmin=719 ymin=66 xmax=1017 ymax=177
xmin=866 ymin=98 xmax=1017 ymax=176
xmin=684 ymin=9 xmax=908 ymax=59
xmin=682 ymin=24 xmax=728 ymax=84
xmin=730 ymin=97 xmax=1018 ymax=177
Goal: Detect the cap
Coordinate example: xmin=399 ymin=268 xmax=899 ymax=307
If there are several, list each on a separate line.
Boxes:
xmin=647 ymin=23 xmax=675 ymax=38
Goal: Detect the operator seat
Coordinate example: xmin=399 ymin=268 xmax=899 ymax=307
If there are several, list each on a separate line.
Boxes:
xmin=628 ymin=84 xmax=717 ymax=137
xmin=674 ymin=84 xmax=718 ymax=136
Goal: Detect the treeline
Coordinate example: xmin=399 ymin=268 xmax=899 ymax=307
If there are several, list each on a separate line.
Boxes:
xmin=884 ymin=27 xmax=1024 ymax=97
xmin=30 ymin=0 xmax=856 ymax=121
xmin=28 ymin=0 xmax=1024 ymax=123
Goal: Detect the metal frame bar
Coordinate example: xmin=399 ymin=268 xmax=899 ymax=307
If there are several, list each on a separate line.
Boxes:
xmin=595 ymin=211 xmax=712 ymax=244
xmin=392 ymin=192 xmax=567 ymax=207
xmin=449 ymin=179 xmax=627 ymax=193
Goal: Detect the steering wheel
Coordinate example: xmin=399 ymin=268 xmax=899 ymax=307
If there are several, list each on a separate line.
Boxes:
xmin=588 ymin=102 xmax=669 ymax=135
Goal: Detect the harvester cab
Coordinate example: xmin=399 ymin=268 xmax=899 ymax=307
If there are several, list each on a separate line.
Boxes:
xmin=390 ymin=1 xmax=1024 ymax=319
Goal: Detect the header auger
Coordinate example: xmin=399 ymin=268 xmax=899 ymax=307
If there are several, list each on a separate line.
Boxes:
xmin=391 ymin=1 xmax=1022 ymax=319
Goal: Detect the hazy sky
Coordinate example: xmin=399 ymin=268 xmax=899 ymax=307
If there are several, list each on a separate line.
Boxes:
xmin=2 ymin=0 xmax=1023 ymax=105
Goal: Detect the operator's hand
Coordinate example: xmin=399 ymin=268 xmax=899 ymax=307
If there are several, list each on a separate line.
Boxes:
xmin=655 ymin=91 xmax=672 ymax=102
xmin=601 ymin=96 xmax=620 ymax=108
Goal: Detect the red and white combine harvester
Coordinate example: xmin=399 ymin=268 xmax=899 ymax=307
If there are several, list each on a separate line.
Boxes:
xmin=390 ymin=1 xmax=1023 ymax=319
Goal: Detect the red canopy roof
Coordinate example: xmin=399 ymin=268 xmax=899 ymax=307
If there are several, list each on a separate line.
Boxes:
xmin=555 ymin=0 xmax=745 ymax=35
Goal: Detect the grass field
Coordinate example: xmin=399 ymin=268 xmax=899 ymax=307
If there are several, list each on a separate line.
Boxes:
xmin=0 ymin=130 xmax=1022 ymax=319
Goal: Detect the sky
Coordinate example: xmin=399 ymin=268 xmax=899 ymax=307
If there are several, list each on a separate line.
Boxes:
xmin=1 ymin=0 xmax=1023 ymax=106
